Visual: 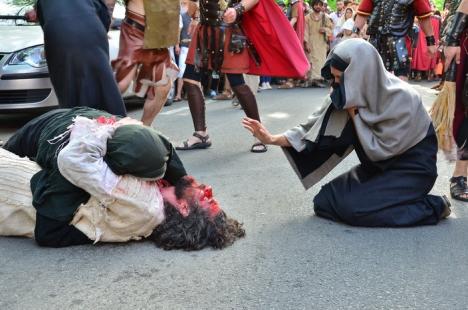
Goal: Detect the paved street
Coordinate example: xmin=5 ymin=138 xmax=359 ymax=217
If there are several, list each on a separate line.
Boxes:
xmin=0 ymin=83 xmax=467 ymax=309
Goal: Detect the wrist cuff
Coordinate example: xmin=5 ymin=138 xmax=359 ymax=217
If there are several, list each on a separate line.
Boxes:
xmin=425 ymin=35 xmax=435 ymax=46
xmin=233 ymin=3 xmax=245 ymax=22
xmin=445 ymin=12 xmax=467 ymax=46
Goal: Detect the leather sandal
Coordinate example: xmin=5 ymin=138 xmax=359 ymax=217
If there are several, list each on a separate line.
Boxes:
xmin=176 ymin=132 xmax=212 ymax=150
xmin=450 ymin=176 xmax=468 ymax=202
xmin=213 ymin=91 xmax=233 ymax=100
xmin=277 ymin=81 xmax=294 ymax=89
xmin=251 ymin=142 xmax=267 ymax=153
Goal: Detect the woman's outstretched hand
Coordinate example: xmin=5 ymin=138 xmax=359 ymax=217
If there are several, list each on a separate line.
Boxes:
xmin=242 ymin=117 xmax=273 ymax=145
xmin=242 ymin=118 xmax=292 ymax=147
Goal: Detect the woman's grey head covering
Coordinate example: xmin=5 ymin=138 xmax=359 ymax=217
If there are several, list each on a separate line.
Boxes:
xmin=322 ymin=38 xmax=431 ymax=161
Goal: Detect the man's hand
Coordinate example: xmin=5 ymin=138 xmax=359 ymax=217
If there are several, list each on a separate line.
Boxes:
xmin=175 ymin=45 xmax=181 ymax=55
xmin=223 ymin=7 xmax=237 ymax=23
xmin=444 ymin=46 xmax=461 ymax=68
xmin=242 ymin=117 xmax=273 ymax=145
xmin=24 ymin=9 xmax=37 ymax=22
xmin=427 ymin=45 xmax=437 ymax=59
xmin=319 ymin=27 xmax=326 ymax=34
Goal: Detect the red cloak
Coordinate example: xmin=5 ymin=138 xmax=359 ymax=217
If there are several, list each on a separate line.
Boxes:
xmin=242 ymin=0 xmax=310 ymax=78
xmin=294 ymin=0 xmax=305 ymax=45
xmin=411 ymin=16 xmax=441 ymax=71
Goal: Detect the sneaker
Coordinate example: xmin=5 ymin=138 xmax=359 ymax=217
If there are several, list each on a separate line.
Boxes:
xmin=208 ymin=90 xmax=217 ymax=98
xmin=266 ymin=82 xmax=272 ymax=89
xmin=259 ymin=82 xmax=268 ymax=90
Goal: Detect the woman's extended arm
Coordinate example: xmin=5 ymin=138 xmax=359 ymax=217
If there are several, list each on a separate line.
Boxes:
xmin=242 ymin=117 xmax=292 ymax=147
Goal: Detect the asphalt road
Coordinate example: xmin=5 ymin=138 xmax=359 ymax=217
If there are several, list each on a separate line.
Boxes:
xmin=0 ymin=83 xmax=466 ymax=310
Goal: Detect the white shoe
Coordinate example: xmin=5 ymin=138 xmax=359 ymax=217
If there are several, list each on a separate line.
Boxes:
xmin=266 ymin=82 xmax=272 ymax=89
xmin=259 ymin=82 xmax=268 ymax=90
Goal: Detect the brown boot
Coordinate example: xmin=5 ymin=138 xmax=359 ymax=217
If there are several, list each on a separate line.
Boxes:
xmin=231 ymin=84 xmax=260 ymax=121
xmin=232 ymin=84 xmax=267 ymax=153
xmin=184 ymin=82 xmax=206 ymax=132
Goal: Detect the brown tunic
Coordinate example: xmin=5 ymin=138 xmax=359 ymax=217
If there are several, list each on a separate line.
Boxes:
xmin=112 ymin=10 xmax=178 ymax=99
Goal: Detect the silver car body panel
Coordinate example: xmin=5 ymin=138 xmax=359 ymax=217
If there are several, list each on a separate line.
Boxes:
xmin=0 ymin=25 xmax=58 ymax=111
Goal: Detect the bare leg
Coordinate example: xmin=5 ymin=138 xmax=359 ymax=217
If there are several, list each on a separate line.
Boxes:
xmin=175 ymin=78 xmax=184 ymax=100
xmin=117 ymin=66 xmax=137 ymax=93
xmin=141 ymin=81 xmax=172 ymax=126
xmin=453 ymin=160 xmax=468 ymax=177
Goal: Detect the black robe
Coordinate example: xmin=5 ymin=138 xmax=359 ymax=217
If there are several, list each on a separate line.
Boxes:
xmin=36 ymin=0 xmax=126 ymax=116
xmin=283 ymin=104 xmax=446 ymax=227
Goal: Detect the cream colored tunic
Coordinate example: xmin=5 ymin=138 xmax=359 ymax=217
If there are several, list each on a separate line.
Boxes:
xmin=304 ymin=12 xmax=333 ymax=80
xmin=0 ymin=118 xmax=166 ymax=243
xmin=0 ymin=148 xmax=37 ymax=238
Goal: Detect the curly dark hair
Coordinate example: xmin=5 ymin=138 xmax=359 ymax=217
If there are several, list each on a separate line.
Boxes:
xmin=148 ymin=178 xmax=245 ymax=251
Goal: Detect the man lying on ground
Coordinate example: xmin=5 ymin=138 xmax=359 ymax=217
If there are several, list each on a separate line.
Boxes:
xmin=1 ymin=107 xmax=244 ymax=249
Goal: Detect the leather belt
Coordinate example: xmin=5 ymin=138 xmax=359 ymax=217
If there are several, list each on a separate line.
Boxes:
xmin=123 ymin=17 xmax=145 ymax=32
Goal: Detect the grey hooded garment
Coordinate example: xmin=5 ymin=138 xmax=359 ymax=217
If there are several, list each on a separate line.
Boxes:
xmin=283 ymin=38 xmax=432 ymax=189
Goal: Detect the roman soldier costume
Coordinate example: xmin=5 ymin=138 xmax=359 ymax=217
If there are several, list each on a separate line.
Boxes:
xmin=178 ymin=0 xmax=309 ymax=152
xmin=357 ymin=0 xmax=434 ymax=77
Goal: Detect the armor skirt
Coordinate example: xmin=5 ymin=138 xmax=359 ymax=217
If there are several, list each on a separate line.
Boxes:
xmin=185 ymin=24 xmax=250 ymax=74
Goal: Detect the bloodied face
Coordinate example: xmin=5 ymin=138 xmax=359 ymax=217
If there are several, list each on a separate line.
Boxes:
xmin=159 ymin=176 xmax=221 ymax=218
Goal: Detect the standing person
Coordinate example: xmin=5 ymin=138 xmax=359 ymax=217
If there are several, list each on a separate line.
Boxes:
xmin=112 ymin=0 xmax=180 ymax=126
xmin=330 ymin=0 xmax=345 ymax=40
xmin=354 ymin=0 xmax=437 ymax=80
xmin=278 ymin=0 xmax=306 ymax=89
xmin=443 ymin=0 xmax=468 ymax=201
xmin=243 ymin=39 xmax=451 ymax=227
xmin=174 ymin=0 xmax=193 ymax=102
xmin=176 ymin=0 xmax=309 ymax=153
xmin=412 ymin=14 xmax=441 ymax=81
xmin=25 ymin=0 xmax=126 ymax=116
xmin=304 ymin=0 xmax=333 ymax=88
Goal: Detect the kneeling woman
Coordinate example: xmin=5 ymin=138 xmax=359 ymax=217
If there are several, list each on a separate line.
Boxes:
xmin=243 ymin=39 xmax=450 ymax=227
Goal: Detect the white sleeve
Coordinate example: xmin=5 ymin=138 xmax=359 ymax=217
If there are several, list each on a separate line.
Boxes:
xmin=57 ymin=117 xmax=119 ymax=204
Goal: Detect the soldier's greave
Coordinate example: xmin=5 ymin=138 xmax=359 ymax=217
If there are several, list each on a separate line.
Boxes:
xmin=184 ymin=82 xmax=206 ymax=131
xmin=232 ymin=84 xmax=261 ymax=122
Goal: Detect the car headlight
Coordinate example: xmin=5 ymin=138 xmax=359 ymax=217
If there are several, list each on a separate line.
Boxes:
xmin=8 ymin=45 xmax=47 ymax=68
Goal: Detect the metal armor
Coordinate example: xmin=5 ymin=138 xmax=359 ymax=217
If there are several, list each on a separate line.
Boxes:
xmin=367 ymin=0 xmax=415 ymax=37
xmin=199 ymin=0 xmax=242 ymax=26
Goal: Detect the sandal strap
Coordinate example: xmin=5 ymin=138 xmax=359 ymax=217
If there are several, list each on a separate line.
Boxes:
xmin=450 ymin=176 xmax=467 ymax=187
xmin=450 ymin=176 xmax=468 ymax=195
xmin=192 ymin=132 xmax=209 ymax=143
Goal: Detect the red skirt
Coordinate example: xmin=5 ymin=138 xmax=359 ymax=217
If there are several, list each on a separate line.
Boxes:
xmin=185 ymin=24 xmax=250 ymax=74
